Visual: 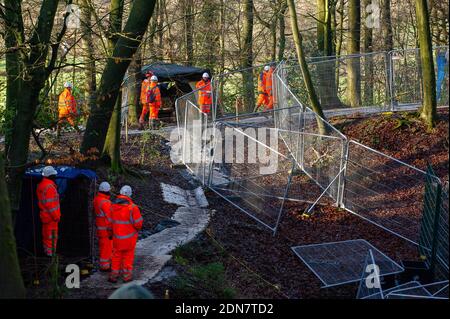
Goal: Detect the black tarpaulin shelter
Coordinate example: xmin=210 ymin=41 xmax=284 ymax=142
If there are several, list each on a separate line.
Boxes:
xmin=15 ymin=165 xmax=97 ymax=258
xmin=140 ymin=62 xmax=210 ymax=82
xmin=121 ymin=62 xmax=211 ymax=121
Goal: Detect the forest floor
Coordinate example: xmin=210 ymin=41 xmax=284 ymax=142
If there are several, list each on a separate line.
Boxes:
xmin=145 ymin=108 xmax=449 ymax=299
xmin=19 ymin=108 xmax=449 ymax=299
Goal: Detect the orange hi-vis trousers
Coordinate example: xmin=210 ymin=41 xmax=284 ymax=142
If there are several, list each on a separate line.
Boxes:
xmin=98 ymin=237 xmax=113 ymax=270
xmin=111 ymin=248 xmax=135 ymax=281
xmin=139 ymin=104 xmax=160 ymax=122
xmin=42 ymin=223 xmax=58 ymax=256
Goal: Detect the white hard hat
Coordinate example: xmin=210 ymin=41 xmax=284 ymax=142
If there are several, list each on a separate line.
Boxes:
xmin=120 ymin=185 xmax=132 ymax=197
xmin=99 ymin=181 xmax=111 ymax=192
xmin=202 ymin=72 xmax=210 ymax=79
xmin=264 ymin=65 xmax=270 ymax=71
xmin=64 ymin=81 xmax=73 ymax=88
xmin=150 ymin=75 xmax=158 ymax=82
xmin=42 ymin=166 xmax=57 ymax=177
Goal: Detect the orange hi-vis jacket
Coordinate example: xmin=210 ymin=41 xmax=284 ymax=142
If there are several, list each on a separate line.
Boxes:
xmin=196 ymin=79 xmax=212 ymax=113
xmin=37 ymin=177 xmax=61 ymax=225
xmin=265 ymin=67 xmax=275 ymax=109
xmin=140 ymin=79 xmax=151 ymax=105
xmin=146 ymin=82 xmax=162 ymax=108
xmin=58 ymin=88 xmax=77 ymax=117
xmin=258 ymin=71 xmax=267 ymax=95
xmin=93 ymin=192 xmax=112 ymax=238
xmin=264 ymin=68 xmax=274 ymax=97
xmin=110 ymin=195 xmax=143 ymax=251
xmin=37 ymin=177 xmax=61 ymax=256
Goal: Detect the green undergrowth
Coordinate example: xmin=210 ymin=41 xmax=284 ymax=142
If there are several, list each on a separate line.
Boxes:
xmin=169 ymin=236 xmax=237 ymax=299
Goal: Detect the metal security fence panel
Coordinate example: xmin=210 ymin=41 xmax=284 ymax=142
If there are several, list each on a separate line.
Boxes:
xmin=175 ymin=88 xmax=201 ymax=140
xmin=299 ymin=131 xmax=346 ymax=207
xmin=356 ymin=249 xmax=384 ymax=299
xmin=390 ymin=46 xmax=449 ymax=109
xmin=209 ymin=122 xmax=295 ymax=232
xmin=180 ymin=101 xmax=211 ymax=185
xmin=389 ymin=48 xmax=422 ymax=108
xmin=436 ymin=189 xmax=449 ymax=280
xmin=343 ymin=140 xmax=434 ymax=245
xmin=357 ymin=280 xmax=449 ymax=300
xmin=283 ymin=53 xmax=391 ymax=112
xmin=212 ymin=63 xmax=276 ymax=120
xmin=384 ymin=280 xmax=449 ymax=299
xmin=291 ymin=239 xmax=404 ymax=288
xmin=418 ymin=165 xmax=449 ymax=281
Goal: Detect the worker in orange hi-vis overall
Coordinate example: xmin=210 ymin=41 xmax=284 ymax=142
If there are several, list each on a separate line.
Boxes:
xmin=93 ymin=181 xmax=113 ymax=271
xmin=256 ymin=66 xmax=269 ymax=111
xmin=264 ymin=65 xmax=276 ymax=110
xmin=36 ymin=166 xmax=61 ymax=257
xmin=139 ymin=71 xmax=153 ymax=129
xmin=109 ymin=185 xmax=143 ymax=283
xmin=146 ymin=75 xmax=162 ymax=130
xmin=57 ymin=81 xmax=78 ymax=136
xmin=196 ymin=72 xmax=213 ymax=114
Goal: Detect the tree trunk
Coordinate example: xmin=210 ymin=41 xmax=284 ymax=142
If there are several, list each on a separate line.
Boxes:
xmin=415 ymin=0 xmax=437 ymax=129
xmin=4 ymin=0 xmax=24 ymax=152
xmin=200 ymin=0 xmax=218 ymax=70
xmin=317 ymin=0 xmax=341 ymax=108
xmin=335 ymin=0 xmax=344 ymax=91
xmin=287 ymin=0 xmax=328 ymax=134
xmin=218 ymin=0 xmax=226 ymax=105
xmin=108 ymin=0 xmax=124 ymax=54
xmin=270 ymin=0 xmax=277 ymax=62
xmin=103 ymin=93 xmax=123 ymax=172
xmin=102 ymin=0 xmax=125 ymax=170
xmin=4 ymin=0 xmax=63 ymax=210
xmin=157 ymin=0 xmax=165 ymax=61
xmin=362 ymin=0 xmax=374 ymax=105
xmin=0 ymin=155 xmax=26 ymax=298
xmin=381 ymin=0 xmax=393 ymax=51
xmin=81 ymin=1 xmax=96 ymax=117
xmin=346 ymin=0 xmax=361 ymax=107
xmin=241 ymin=0 xmax=255 ymax=113
xmin=183 ymin=0 xmax=194 ymax=65
xmin=127 ymin=49 xmax=141 ymax=125
xmin=81 ymin=0 xmax=157 ymax=154
xmin=277 ymin=0 xmax=287 ymax=61
xmin=148 ymin=0 xmax=159 ymax=60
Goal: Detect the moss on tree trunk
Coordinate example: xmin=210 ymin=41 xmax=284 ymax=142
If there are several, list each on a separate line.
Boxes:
xmin=287 ymin=0 xmax=328 ymax=135
xmin=415 ymin=0 xmax=437 ymax=130
xmin=0 ymin=155 xmax=26 ymax=298
xmin=81 ymin=0 xmax=157 ymax=154
xmin=346 ymin=0 xmax=361 ymax=107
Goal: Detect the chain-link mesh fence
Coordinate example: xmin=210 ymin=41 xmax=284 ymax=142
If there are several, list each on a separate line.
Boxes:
xmin=209 ymin=121 xmax=295 ymax=232
xmin=212 ymin=63 xmax=276 ymax=120
xmin=291 ymin=239 xmax=404 ymax=288
xmin=175 ymin=90 xmax=212 ymax=185
xmin=343 ymin=140 xmax=435 ymax=245
xmin=390 ymin=46 xmax=449 ymax=108
xmin=174 ymin=51 xmax=448 ymax=294
xmin=418 ymin=165 xmax=449 ymax=281
xmin=356 ymin=249 xmax=384 ymax=299
xmin=282 ymin=52 xmax=391 ymax=113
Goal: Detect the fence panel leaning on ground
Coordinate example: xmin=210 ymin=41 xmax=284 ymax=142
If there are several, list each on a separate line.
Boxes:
xmin=174 ymin=47 xmax=449 ymax=289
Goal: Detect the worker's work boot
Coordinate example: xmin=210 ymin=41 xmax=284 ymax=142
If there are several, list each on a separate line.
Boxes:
xmin=109 ymin=271 xmax=119 ymax=283
xmin=122 ymin=272 xmax=133 ymax=283
xmin=149 ymin=120 xmax=155 ymax=130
